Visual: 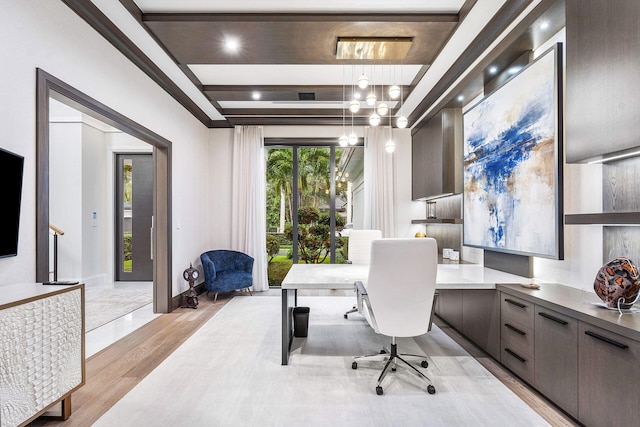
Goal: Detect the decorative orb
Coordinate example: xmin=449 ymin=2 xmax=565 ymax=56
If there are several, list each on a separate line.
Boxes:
xmin=349 ymin=99 xmax=360 ymax=113
xmin=348 ymin=132 xmax=358 ymax=145
xmin=396 ymin=116 xmax=408 ymax=128
xmin=366 ymin=92 xmax=377 ymax=106
xmin=338 ymin=134 xmax=349 ymax=147
xmin=369 ymin=113 xmax=381 ymax=126
xmin=594 ymin=257 xmax=640 ymax=309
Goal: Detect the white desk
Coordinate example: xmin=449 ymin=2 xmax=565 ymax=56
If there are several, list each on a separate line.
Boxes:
xmin=281 ymin=263 xmax=536 ymax=364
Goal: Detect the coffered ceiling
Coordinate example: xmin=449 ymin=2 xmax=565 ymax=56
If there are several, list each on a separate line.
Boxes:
xmin=65 ymin=0 xmax=564 ymax=129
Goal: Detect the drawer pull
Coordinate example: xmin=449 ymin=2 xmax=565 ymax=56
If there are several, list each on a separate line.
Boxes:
xmin=504 ymin=323 xmax=526 ymax=336
xmin=538 ymin=312 xmax=568 ymax=325
xmin=505 ymin=348 xmax=526 ymax=363
xmin=505 ymin=298 xmax=526 ymax=309
xmin=585 ymin=331 xmax=628 ymax=350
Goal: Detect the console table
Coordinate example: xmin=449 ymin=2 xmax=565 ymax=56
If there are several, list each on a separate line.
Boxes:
xmin=0 ymin=283 xmax=84 ymax=427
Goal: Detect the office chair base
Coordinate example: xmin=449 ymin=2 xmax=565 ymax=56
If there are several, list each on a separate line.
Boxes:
xmin=344 ymin=305 xmax=358 ymax=319
xmin=353 ymin=341 xmax=435 ymax=395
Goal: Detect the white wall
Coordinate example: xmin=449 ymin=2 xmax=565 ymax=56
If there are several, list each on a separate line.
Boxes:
xmin=0 ymin=1 xmax=211 ymax=298
xmin=49 ymin=121 xmax=82 ymax=281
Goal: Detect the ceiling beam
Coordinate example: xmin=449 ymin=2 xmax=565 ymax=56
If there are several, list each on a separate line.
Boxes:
xmin=62 ymin=0 xmax=219 ymax=128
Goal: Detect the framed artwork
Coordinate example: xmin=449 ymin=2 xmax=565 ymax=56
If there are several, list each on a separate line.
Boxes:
xmin=463 ymin=44 xmax=563 ymax=259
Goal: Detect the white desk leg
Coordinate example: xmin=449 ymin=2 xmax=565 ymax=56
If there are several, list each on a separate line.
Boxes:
xmin=282 ymin=288 xmax=297 ymax=365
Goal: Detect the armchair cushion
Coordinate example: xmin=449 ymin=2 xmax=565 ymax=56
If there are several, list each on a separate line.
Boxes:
xmin=200 ymin=250 xmax=254 ymax=293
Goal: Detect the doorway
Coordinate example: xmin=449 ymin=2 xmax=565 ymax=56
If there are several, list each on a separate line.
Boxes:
xmin=115 ymin=153 xmax=154 ymax=281
xmin=36 ymin=69 xmax=172 ymax=313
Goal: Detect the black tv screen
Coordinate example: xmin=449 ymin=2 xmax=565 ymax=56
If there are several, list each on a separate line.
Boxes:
xmin=0 ymin=148 xmax=24 ymax=258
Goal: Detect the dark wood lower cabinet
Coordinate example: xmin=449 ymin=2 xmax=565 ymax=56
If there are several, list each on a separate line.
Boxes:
xmin=578 ymin=322 xmax=640 ymax=426
xmin=462 ymin=290 xmax=500 ymax=360
xmin=436 ymin=289 xmax=463 ymax=331
xmin=534 ymin=306 xmax=578 ymax=419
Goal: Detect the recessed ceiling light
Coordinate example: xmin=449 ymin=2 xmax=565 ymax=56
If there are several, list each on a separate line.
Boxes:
xmin=539 ymin=20 xmax=550 ymax=30
xmin=457 ymin=95 xmax=464 ymax=102
xmin=252 ymin=92 xmax=261 ymax=100
xmin=225 ymin=39 xmax=239 ymax=52
xmin=489 ymin=65 xmax=498 ymax=75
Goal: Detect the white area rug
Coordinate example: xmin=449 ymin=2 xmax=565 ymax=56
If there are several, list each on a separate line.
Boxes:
xmin=94 ymin=295 xmax=550 ymax=426
xmin=84 ymin=288 xmax=153 ymax=332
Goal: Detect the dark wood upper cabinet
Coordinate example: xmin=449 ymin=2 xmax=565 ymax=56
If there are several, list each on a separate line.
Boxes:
xmin=411 ymin=108 xmax=462 ymax=200
xmin=566 ymin=0 xmax=640 ymax=163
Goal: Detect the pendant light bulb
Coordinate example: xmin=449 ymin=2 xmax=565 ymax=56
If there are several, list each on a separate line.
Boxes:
xmin=376 ymin=102 xmax=389 ymax=116
xmin=358 ymin=73 xmax=369 ymax=89
xmin=388 ymin=85 xmax=401 ymax=100
xmin=349 ymin=99 xmax=360 ymax=113
xmin=385 ymin=139 xmax=396 ymax=153
xmin=396 ymin=116 xmax=408 ymax=129
xmin=369 ymin=113 xmax=381 ymax=127
xmin=366 ymin=92 xmax=377 ymax=106
xmin=348 ymin=132 xmax=358 ymax=145
xmin=338 ymin=134 xmax=349 ymax=147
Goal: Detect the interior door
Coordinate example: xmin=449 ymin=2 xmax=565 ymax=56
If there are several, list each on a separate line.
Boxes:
xmin=115 ymin=153 xmax=153 ymax=281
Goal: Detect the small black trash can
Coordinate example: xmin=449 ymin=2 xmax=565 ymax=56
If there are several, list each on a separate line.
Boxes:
xmin=293 ymin=306 xmax=310 ymax=338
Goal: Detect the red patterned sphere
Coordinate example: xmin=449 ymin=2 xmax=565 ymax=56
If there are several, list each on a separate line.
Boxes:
xmin=594 ymin=257 xmax=640 ymax=309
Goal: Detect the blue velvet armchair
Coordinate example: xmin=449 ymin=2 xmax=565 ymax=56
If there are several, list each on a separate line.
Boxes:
xmin=200 ymin=250 xmax=254 ymax=302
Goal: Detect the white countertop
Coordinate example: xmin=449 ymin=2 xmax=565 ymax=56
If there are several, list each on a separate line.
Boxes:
xmin=281 ymin=263 xmax=537 ymax=290
xmin=0 ymin=283 xmax=83 ymax=308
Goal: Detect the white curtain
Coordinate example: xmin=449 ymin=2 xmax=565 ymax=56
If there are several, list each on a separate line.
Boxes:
xmin=231 ymin=126 xmax=269 ymax=292
xmin=363 ymin=126 xmax=396 ymax=237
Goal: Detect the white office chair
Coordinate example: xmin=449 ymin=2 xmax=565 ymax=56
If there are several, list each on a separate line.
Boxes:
xmin=352 ymin=238 xmax=438 ymax=396
xmin=343 ymin=229 xmax=382 ymax=319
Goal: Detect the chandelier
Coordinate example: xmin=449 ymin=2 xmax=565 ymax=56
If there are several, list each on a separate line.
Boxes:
xmin=336 ymin=37 xmax=410 ymax=147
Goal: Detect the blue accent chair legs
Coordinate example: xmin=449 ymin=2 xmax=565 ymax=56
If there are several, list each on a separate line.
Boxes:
xmin=200 ymin=250 xmax=254 ymax=302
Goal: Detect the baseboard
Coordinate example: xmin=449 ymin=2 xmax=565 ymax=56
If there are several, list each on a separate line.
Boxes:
xmin=171 ymin=282 xmax=206 ymax=311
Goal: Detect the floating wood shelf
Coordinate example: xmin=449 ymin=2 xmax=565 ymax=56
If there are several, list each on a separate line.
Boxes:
xmin=411 ymin=218 xmax=463 ymax=224
xmin=564 ymin=212 xmax=640 ymax=225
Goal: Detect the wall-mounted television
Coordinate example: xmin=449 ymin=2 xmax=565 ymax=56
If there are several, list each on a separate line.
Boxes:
xmin=0 ymin=147 xmax=24 ymax=258
xmin=462 ymin=44 xmax=563 ymax=259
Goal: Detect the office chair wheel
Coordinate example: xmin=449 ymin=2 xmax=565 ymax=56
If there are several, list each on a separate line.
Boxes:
xmin=427 ymin=385 xmax=436 ymax=394
xmin=352 ymin=361 xmax=358 ymax=370
xmin=376 ymin=386 xmax=384 ymax=395
xmin=421 ymin=360 xmax=429 ymax=368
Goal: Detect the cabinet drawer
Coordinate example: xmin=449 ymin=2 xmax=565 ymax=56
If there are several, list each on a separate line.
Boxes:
xmin=501 ymin=320 xmax=534 ymax=357
xmin=534 ymin=305 xmax=578 ymax=418
xmin=501 ymin=294 xmax=534 ymax=329
xmin=578 ymin=322 xmax=640 ymax=426
xmin=501 ymin=343 xmax=534 ymax=384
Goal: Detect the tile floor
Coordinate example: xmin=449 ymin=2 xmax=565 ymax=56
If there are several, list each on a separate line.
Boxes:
xmin=85 ymin=281 xmax=159 ymax=357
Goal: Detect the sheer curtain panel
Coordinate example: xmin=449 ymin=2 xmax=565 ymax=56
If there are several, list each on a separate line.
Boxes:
xmin=363 ymin=126 xmax=396 ymax=237
xmin=231 ymin=126 xmax=269 ymax=291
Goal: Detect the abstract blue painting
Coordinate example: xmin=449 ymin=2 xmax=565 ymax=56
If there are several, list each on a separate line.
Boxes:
xmin=463 ymin=46 xmax=561 ymax=258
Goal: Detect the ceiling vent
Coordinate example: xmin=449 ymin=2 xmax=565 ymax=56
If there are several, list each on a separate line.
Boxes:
xmin=298 ymin=92 xmax=316 ymax=101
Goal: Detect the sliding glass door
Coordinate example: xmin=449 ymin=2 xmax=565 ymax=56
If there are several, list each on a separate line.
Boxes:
xmin=266 ymin=144 xmax=363 ymax=286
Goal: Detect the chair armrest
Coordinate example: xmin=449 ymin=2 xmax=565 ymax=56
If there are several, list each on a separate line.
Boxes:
xmin=355 ymin=280 xmax=367 ymax=296
xmin=355 ymin=280 xmax=379 ymax=333
xmin=200 ymin=254 xmax=217 ymax=280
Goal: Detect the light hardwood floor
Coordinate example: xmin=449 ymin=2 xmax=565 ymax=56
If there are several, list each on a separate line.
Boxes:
xmin=30 ymin=291 xmax=580 ymax=426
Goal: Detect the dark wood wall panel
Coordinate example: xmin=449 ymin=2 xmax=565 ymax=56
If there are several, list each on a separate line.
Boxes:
xmin=603 ymin=227 xmax=640 ymax=265
xmin=602 ymin=156 xmax=640 ymax=212
xmin=565 ymin=0 xmax=640 ymax=162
